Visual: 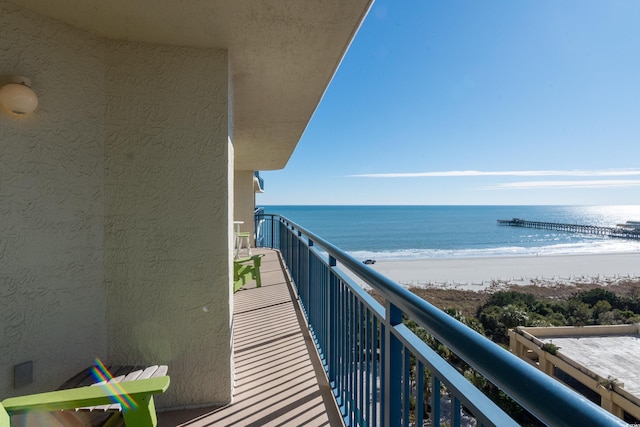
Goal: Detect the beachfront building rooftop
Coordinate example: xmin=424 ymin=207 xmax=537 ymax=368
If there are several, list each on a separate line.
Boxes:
xmin=510 ymin=324 xmax=640 ymax=423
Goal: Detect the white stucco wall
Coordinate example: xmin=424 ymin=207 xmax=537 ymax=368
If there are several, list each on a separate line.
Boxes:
xmin=234 ymin=171 xmax=257 ymax=244
xmin=0 ymin=1 xmax=107 ymax=397
xmin=2 ymin=1 xmax=234 ymax=408
xmin=103 ymin=42 xmax=233 ymax=407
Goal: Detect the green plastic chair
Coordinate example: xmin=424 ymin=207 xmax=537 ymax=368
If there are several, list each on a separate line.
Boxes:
xmin=234 ymin=254 xmax=264 ymax=292
xmin=0 ymin=376 xmax=169 ymax=427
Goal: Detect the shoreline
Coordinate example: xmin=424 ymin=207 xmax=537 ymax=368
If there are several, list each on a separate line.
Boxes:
xmin=367 ymin=252 xmax=640 ymax=291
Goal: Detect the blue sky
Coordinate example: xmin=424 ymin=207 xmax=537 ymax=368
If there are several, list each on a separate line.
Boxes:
xmin=257 ymin=0 xmax=640 ymax=206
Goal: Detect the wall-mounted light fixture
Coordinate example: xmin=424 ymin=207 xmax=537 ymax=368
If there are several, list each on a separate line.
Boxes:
xmin=0 ymin=76 xmax=39 ymax=115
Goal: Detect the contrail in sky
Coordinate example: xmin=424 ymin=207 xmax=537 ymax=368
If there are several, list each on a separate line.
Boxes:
xmin=347 ymin=169 xmax=640 ymax=178
xmin=487 ymin=180 xmax=640 ymax=189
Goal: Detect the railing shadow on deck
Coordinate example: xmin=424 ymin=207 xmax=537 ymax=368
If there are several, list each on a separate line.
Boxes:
xmin=255 ymin=213 xmax=627 ymax=427
xmin=158 ymin=248 xmax=341 ymax=427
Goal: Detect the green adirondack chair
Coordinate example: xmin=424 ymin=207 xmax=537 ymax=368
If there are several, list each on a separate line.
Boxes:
xmin=0 ymin=376 xmax=169 ymax=427
xmin=234 ymin=254 xmax=264 ymax=292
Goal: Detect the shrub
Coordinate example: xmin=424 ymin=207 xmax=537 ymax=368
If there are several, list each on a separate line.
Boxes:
xmin=481 ymin=291 xmax=536 ymax=311
xmin=541 ymin=342 xmax=560 ymax=355
xmin=571 ymin=289 xmax=620 ymax=308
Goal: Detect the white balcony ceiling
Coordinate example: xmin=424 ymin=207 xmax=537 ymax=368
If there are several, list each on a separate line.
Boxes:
xmin=12 ymin=0 xmax=372 ymax=170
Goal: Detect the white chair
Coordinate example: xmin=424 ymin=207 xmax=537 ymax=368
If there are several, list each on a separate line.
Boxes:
xmin=234 ymin=221 xmax=252 ymax=258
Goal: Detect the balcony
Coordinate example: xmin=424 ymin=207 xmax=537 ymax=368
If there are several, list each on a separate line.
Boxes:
xmin=235 ymin=214 xmax=625 ymax=427
xmin=158 ymin=248 xmax=342 ymax=426
xmin=3 ymin=2 xmax=634 ymax=424
xmin=158 ymin=214 xmax=629 ymax=426
xmin=6 ymin=213 xmax=628 ymax=426
xmin=254 ymin=172 xmax=265 ymax=193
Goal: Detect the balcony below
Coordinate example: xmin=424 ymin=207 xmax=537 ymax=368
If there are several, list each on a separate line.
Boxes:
xmin=158 ymin=248 xmax=342 ymax=426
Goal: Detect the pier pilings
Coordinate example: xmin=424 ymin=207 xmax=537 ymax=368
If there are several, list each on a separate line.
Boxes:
xmin=497 ymin=218 xmax=640 ymax=240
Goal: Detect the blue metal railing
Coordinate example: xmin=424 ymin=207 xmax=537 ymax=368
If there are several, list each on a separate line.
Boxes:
xmin=255 ymin=214 xmax=626 ymax=427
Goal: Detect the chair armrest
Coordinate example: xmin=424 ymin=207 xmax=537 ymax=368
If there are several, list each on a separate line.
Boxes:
xmin=1 ymin=376 xmax=169 ymax=427
xmin=234 ymin=254 xmax=264 ymax=265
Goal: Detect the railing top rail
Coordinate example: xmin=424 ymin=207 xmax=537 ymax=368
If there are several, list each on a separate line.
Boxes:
xmin=261 ymin=213 xmax=626 ymax=427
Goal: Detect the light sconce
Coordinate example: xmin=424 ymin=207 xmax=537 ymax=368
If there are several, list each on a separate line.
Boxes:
xmin=0 ymin=76 xmax=39 ymax=115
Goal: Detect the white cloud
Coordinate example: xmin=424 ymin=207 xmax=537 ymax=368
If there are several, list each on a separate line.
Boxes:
xmin=348 ymin=169 xmax=640 ymax=178
xmin=487 ymin=180 xmax=640 ymax=190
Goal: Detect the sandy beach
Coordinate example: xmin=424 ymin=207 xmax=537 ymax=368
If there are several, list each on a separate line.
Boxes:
xmin=368 ymin=252 xmax=640 ymax=290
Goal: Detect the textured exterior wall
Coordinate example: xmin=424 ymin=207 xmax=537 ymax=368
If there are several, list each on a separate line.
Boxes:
xmin=104 ymin=42 xmax=233 ymax=407
xmin=234 ymin=171 xmax=256 ymax=244
xmin=1 ymin=0 xmax=235 ymax=408
xmin=0 ymin=1 xmax=107 ymax=397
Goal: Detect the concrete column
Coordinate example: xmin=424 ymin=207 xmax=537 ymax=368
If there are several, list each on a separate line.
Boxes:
xmin=601 ymin=392 xmax=624 ymax=419
xmin=538 ymin=352 xmax=555 ymax=377
xmin=104 ymin=41 xmax=233 ymax=408
xmin=509 ymin=332 xmax=525 ymax=358
xmin=233 ymin=170 xmax=257 ymax=245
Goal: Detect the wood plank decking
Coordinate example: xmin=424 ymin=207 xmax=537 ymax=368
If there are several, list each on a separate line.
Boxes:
xmin=158 ymin=248 xmax=342 ymax=426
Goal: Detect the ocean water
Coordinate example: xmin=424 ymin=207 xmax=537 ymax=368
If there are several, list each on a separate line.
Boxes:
xmin=262 ymin=205 xmax=640 ymax=260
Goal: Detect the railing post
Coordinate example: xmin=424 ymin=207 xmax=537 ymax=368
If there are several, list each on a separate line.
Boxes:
xmin=297 ymin=230 xmax=306 ymax=306
xmin=307 ymin=239 xmax=314 ymax=322
xmin=384 ymin=301 xmax=402 ymax=427
xmin=270 ymin=215 xmax=275 ymax=248
xmin=327 ymin=255 xmax=337 ymax=388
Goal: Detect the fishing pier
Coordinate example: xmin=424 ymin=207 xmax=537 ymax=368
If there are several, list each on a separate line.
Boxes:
xmin=497 ymin=218 xmax=640 ymax=240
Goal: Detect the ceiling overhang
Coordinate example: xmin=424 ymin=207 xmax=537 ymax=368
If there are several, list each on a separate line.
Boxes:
xmin=11 ymin=0 xmax=373 ymax=171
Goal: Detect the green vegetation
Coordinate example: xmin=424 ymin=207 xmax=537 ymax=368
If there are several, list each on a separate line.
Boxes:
xmin=598 ymin=375 xmax=619 ymax=391
xmin=477 ymin=288 xmax=640 ymax=345
xmin=402 ymin=286 xmax=640 ymax=426
xmin=541 ymin=342 xmax=560 ymax=355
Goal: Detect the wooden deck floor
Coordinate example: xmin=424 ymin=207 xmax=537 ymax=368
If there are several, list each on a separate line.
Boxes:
xmin=158 ymin=248 xmax=343 ymax=426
